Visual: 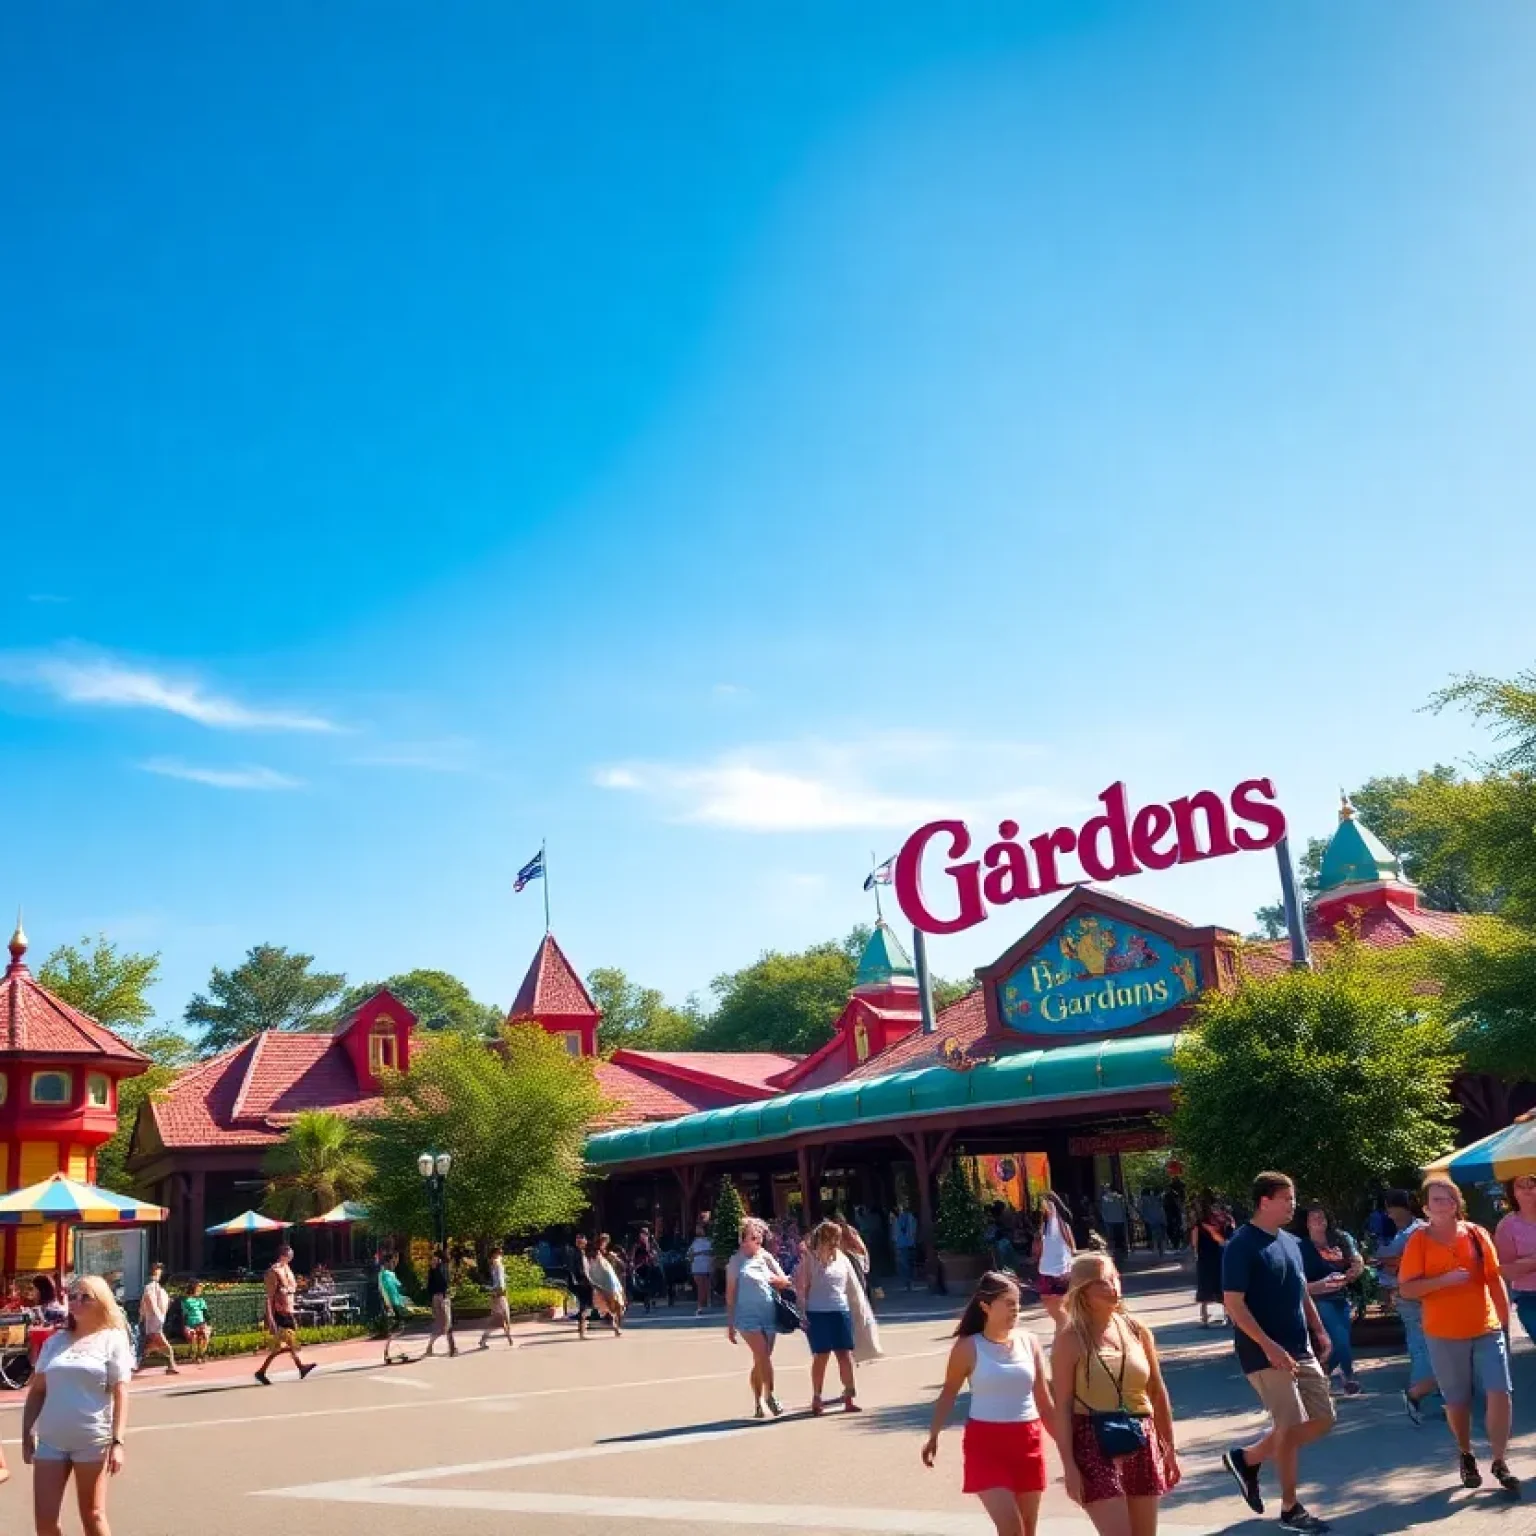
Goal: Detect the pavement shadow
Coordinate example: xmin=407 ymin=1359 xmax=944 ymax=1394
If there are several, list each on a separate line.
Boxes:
xmin=599 ymin=1413 xmax=807 ymax=1444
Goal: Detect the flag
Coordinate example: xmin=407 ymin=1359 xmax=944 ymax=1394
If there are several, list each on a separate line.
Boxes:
xmin=514 ymin=850 xmax=545 ymax=892
xmin=863 ymin=855 xmax=895 ymax=892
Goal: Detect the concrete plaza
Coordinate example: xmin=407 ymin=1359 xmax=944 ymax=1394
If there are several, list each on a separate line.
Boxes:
xmin=0 ymin=1263 xmax=1531 ymax=1535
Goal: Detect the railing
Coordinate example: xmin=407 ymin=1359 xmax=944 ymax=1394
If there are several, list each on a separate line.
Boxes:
xmin=170 ymin=1278 xmax=375 ymax=1337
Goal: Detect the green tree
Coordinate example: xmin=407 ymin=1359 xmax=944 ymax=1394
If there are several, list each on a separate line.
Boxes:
xmin=710 ymin=1176 xmax=745 ymax=1262
xmin=38 ymin=935 xmax=160 ymax=1031
xmin=587 ymin=967 xmax=701 ymax=1054
xmin=698 ymin=928 xmax=868 ymax=1055
xmin=336 ymin=969 xmax=501 ymax=1036
xmin=935 ymin=1157 xmax=987 ymax=1255
xmin=185 ymin=945 xmax=347 ymax=1056
xmin=1169 ymin=940 xmax=1459 ymax=1219
xmin=263 ymin=1110 xmax=374 ymax=1223
xmin=931 ymin=975 xmax=978 ymax=1014
xmin=96 ymin=1026 xmax=197 ymax=1195
xmin=358 ymin=1026 xmax=605 ymax=1245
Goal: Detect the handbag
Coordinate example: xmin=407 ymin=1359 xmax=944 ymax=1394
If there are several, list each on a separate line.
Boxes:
xmin=1076 ymin=1318 xmax=1149 ymax=1459
xmin=772 ymin=1289 xmax=804 ymax=1334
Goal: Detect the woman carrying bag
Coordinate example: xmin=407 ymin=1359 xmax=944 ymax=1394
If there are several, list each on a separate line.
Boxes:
xmin=798 ymin=1220 xmax=862 ymax=1415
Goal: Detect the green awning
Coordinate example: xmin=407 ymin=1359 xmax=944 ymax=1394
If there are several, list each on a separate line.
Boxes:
xmin=585 ymin=1032 xmax=1179 ymax=1169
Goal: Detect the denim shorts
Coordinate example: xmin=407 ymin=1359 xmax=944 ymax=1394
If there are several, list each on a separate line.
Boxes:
xmin=1425 ymin=1330 xmax=1512 ymax=1407
xmin=1396 ymin=1296 xmax=1436 ymax=1387
xmin=34 ymin=1442 xmax=109 ymax=1465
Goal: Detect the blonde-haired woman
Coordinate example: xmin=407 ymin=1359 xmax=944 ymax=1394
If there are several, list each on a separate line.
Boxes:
xmin=799 ymin=1220 xmax=861 ymax=1415
xmin=726 ymin=1215 xmax=795 ymax=1418
xmin=1398 ymin=1175 xmax=1519 ymax=1494
xmin=1051 ymin=1253 xmax=1180 ymax=1536
xmin=24 ymin=1274 xmax=134 ymax=1536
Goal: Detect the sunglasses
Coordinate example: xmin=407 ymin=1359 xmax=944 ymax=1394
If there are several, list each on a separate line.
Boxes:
xmin=67 ymin=1291 xmax=94 ymax=1305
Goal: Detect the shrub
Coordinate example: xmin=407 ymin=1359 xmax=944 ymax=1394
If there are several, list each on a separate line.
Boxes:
xmin=936 ymin=1157 xmax=987 ymax=1255
xmin=711 ymin=1177 xmax=745 ymax=1262
xmin=197 ymin=1324 xmax=369 ymax=1360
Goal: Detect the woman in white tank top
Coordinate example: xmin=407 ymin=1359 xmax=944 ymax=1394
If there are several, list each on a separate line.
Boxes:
xmin=1033 ymin=1193 xmax=1077 ymax=1325
xmin=922 ymin=1271 xmax=1059 ymax=1536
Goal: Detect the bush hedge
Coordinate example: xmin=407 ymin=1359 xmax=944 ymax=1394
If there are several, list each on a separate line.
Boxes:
xmin=191 ymin=1324 xmax=370 ymax=1360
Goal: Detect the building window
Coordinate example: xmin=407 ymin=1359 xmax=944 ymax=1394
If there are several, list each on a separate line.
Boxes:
xmin=562 ymin=1032 xmax=584 ymax=1058
xmin=31 ymin=1071 xmax=71 ymax=1106
xmin=86 ymin=1073 xmax=111 ymax=1108
xmin=368 ymin=1021 xmax=399 ymax=1076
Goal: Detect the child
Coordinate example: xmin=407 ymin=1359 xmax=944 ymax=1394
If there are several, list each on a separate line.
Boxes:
xmin=181 ymin=1279 xmax=212 ymax=1364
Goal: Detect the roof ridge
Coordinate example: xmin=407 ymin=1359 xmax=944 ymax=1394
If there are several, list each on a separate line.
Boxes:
xmin=228 ymin=1031 xmax=270 ymax=1123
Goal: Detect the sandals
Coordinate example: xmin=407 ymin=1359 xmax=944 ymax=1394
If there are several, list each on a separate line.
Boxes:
xmin=1461 ymin=1454 xmax=1483 ymax=1490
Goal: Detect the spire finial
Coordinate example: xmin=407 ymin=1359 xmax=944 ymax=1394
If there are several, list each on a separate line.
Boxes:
xmin=1338 ymin=790 xmax=1356 ymax=823
xmin=8 ymin=909 xmax=27 ymax=965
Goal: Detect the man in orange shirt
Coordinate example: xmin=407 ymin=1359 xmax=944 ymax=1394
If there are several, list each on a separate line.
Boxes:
xmin=1399 ymin=1176 xmax=1519 ymax=1496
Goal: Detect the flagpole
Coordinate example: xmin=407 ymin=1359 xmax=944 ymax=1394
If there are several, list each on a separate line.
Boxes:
xmin=869 ymin=851 xmax=884 ymax=922
xmin=542 ymin=838 xmax=551 ymax=933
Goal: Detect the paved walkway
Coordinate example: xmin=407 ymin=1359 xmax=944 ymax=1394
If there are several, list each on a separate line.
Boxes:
xmin=0 ymin=1264 xmax=1528 ymax=1534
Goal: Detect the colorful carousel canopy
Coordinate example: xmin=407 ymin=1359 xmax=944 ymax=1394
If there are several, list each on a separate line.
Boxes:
xmin=1426 ymin=1111 xmax=1536 ymax=1184
xmin=204 ymin=1209 xmax=291 ymax=1237
xmin=303 ymin=1201 xmax=369 ymax=1227
xmin=0 ymin=1174 xmax=167 ymax=1227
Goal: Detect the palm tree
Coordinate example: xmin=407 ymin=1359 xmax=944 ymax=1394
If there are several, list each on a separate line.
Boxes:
xmin=264 ymin=1110 xmax=374 ymax=1225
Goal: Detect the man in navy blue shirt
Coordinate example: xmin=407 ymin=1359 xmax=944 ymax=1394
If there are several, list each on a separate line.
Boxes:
xmin=1220 ymin=1172 xmax=1336 ymax=1535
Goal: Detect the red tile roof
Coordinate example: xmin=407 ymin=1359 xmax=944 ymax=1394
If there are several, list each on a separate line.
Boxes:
xmin=508 ymin=934 xmax=598 ymax=1021
xmin=593 ymin=1059 xmax=720 ymax=1127
xmin=1241 ymin=900 xmax=1472 ymax=979
xmin=613 ymin=1051 xmax=799 ymax=1094
xmin=846 ymin=989 xmax=990 ymax=1079
xmin=1 ymin=955 xmax=148 ymax=1066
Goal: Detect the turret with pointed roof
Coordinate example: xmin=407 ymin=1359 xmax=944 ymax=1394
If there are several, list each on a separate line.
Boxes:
xmin=507 ymin=932 xmax=601 ymax=1058
xmin=1313 ymin=793 xmax=1421 ymax=926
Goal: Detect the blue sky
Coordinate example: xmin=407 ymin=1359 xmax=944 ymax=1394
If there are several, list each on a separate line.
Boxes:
xmin=2 ymin=4 xmax=1533 ymax=1029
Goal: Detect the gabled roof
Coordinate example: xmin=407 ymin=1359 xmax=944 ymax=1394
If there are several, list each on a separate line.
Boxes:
xmin=1318 ymin=795 xmax=1406 ymax=893
xmin=592 ymin=1059 xmax=723 ymax=1128
xmin=846 ymin=988 xmax=989 ymax=1079
xmin=1 ymin=925 xmax=148 ymax=1067
xmin=507 ymin=934 xmax=598 ymax=1022
xmin=612 ymin=1050 xmax=800 ymax=1096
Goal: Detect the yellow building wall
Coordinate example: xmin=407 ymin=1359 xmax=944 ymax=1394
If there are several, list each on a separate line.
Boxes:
xmin=66 ymin=1147 xmax=88 ymax=1182
xmin=19 ymin=1142 xmax=59 ymax=1185
xmin=14 ymin=1143 xmax=64 ymax=1275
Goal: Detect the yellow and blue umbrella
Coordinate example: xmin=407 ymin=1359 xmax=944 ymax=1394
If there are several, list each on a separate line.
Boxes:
xmin=205 ymin=1209 xmax=291 ymax=1271
xmin=1426 ymin=1111 xmax=1536 ymax=1185
xmin=0 ymin=1174 xmax=167 ymax=1226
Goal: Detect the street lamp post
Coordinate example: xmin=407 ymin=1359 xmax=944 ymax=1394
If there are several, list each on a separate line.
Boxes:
xmin=417 ymin=1150 xmax=452 ymax=1251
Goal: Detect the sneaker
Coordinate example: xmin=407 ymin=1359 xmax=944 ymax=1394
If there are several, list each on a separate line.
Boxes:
xmin=298 ymin=1362 xmax=316 ymax=1380
xmin=1278 ymin=1505 xmax=1331 ymax=1533
xmin=1222 ymin=1447 xmax=1264 ymax=1515
xmin=1461 ymin=1453 xmax=1483 ymax=1490
xmin=254 ymin=1369 xmax=271 ymax=1386
xmin=753 ymin=1402 xmax=765 ymax=1420
xmin=765 ymin=1393 xmax=784 ymax=1417
xmin=1341 ymin=1379 xmax=1362 ymax=1397
xmin=1490 ymin=1461 xmax=1521 ymax=1497
xmin=1402 ymin=1389 xmax=1423 ymax=1426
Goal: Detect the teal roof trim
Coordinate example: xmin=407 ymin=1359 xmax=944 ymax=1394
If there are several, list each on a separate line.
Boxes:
xmin=1318 ymin=813 xmax=1401 ymax=892
xmin=855 ymin=922 xmax=915 ymax=988
xmin=585 ymin=1032 xmax=1179 ymax=1168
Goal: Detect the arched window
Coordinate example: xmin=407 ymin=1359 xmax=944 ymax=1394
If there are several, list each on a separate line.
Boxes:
xmin=86 ymin=1073 xmax=111 ymax=1108
xmin=368 ymin=1019 xmax=399 ymax=1076
xmin=31 ymin=1071 xmax=71 ymax=1106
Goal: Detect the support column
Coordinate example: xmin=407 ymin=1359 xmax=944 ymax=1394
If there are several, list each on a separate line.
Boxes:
xmin=188 ymin=1170 xmax=207 ymax=1275
xmin=672 ymin=1165 xmax=703 ymax=1233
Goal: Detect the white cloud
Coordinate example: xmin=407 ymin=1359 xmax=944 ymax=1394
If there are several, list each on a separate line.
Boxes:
xmin=139 ymin=759 xmax=303 ymax=791
xmin=0 ymin=649 xmax=339 ymax=733
xmin=593 ymin=735 xmax=1068 ymax=834
xmin=349 ymin=738 xmax=477 ymax=773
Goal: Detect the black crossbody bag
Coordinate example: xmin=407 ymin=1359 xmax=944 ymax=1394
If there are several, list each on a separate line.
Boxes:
xmin=1076 ymin=1317 xmax=1150 ymax=1458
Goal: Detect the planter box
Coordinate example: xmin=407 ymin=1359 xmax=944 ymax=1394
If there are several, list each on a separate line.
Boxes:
xmin=937 ymin=1251 xmax=987 ymax=1289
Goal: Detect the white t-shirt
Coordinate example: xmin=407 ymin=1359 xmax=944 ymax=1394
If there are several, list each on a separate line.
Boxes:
xmin=1039 ymin=1209 xmax=1073 ymax=1279
xmin=139 ymin=1280 xmax=168 ymax=1332
xmin=488 ymin=1257 xmax=506 ymax=1293
xmin=34 ymin=1327 xmax=135 ymax=1453
xmin=803 ymin=1251 xmax=852 ymax=1312
xmin=688 ymin=1237 xmax=713 ymax=1276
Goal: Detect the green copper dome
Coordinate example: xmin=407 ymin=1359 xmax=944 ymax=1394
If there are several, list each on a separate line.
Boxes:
xmin=1317 ymin=795 xmax=1403 ymax=892
xmin=855 ymin=921 xmax=915 ymax=989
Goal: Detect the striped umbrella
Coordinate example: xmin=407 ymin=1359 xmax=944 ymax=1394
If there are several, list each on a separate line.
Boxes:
xmin=0 ymin=1173 xmax=168 ymax=1287
xmin=1425 ymin=1110 xmax=1536 ymax=1185
xmin=205 ymin=1210 xmax=292 ymax=1272
xmin=302 ymin=1201 xmax=369 ymax=1227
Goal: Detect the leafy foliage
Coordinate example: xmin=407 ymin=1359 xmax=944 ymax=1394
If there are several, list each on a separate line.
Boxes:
xmin=931 ymin=975 xmax=979 ymax=1014
xmin=358 ymin=1026 xmax=606 ymax=1244
xmin=336 ymin=969 xmax=502 ymax=1036
xmin=37 ymin=935 xmax=161 ymax=1031
xmin=264 ymin=1110 xmax=374 ymax=1223
xmin=193 ymin=1324 xmax=368 ymax=1357
xmin=186 ymin=944 xmax=348 ymax=1056
xmin=935 ymin=1157 xmax=987 ymax=1255
xmin=1170 ymin=940 xmax=1459 ymax=1219
xmin=697 ymin=928 xmax=869 ymax=1054
xmin=587 ymin=967 xmax=702 ymax=1053
xmin=710 ymin=1176 xmax=745 ymax=1262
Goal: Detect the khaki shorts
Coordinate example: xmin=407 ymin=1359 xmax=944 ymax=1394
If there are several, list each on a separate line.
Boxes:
xmin=1246 ymin=1358 xmax=1336 ymax=1432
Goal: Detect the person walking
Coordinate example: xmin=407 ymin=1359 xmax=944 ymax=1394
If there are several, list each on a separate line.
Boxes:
xmin=629 ymin=1227 xmax=662 ymax=1314
xmin=686 ymin=1222 xmax=714 ymax=1314
xmin=569 ymin=1235 xmax=595 ymax=1339
xmin=423 ymin=1245 xmax=460 ymax=1358
xmin=587 ymin=1234 xmax=627 ymax=1336
xmin=1162 ymin=1188 xmax=1185 ymax=1253
xmin=179 ymin=1280 xmax=211 ymax=1366
xmin=836 ymin=1218 xmax=873 ymax=1307
xmin=1375 ymin=1190 xmax=1439 ymax=1423
xmin=1099 ymin=1187 xmax=1130 ymax=1262
xmin=1296 ymin=1203 xmax=1364 ymax=1398
xmin=725 ymin=1215 xmax=795 ymax=1419
xmin=255 ymin=1245 xmax=315 ymax=1385
xmin=378 ymin=1252 xmax=412 ymax=1365
xmin=1219 ymin=1172 xmax=1336 ymax=1534
xmin=798 ymin=1220 xmax=861 ymax=1416
xmin=1495 ymin=1172 xmax=1536 ymax=1345
xmin=1193 ymin=1199 xmax=1230 ymax=1328
xmin=23 ymin=1276 xmax=130 ymax=1536
xmin=1398 ymin=1175 xmax=1520 ymax=1495
xmin=1138 ymin=1191 xmax=1168 ymax=1257
xmin=892 ymin=1205 xmax=919 ymax=1291
xmin=922 ymin=1270 xmax=1056 ymax=1536
xmin=1050 ymin=1252 xmax=1181 ymax=1536
xmin=134 ymin=1264 xmax=177 ymax=1376
xmin=479 ymin=1244 xmax=518 ymax=1350
xmin=1033 ymin=1193 xmax=1077 ymax=1326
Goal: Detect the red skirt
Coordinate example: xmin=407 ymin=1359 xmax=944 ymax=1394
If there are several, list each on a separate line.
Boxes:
xmin=1070 ymin=1413 xmax=1180 ymax=1504
xmin=962 ymin=1418 xmax=1048 ymax=1495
